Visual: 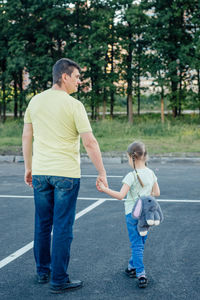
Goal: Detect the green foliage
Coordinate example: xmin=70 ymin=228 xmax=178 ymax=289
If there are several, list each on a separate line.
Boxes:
xmin=142 ymin=0 xmax=199 ymax=116
xmin=0 ymin=0 xmax=199 ymax=121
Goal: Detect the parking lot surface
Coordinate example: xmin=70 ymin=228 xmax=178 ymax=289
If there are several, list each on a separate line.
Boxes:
xmin=0 ymin=160 xmax=199 ymax=300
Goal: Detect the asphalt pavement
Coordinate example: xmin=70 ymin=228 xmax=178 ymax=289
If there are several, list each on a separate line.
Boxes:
xmin=0 ymin=160 xmax=200 ymax=300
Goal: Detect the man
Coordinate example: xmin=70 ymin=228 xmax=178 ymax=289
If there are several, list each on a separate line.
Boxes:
xmin=22 ymin=58 xmax=107 ymax=294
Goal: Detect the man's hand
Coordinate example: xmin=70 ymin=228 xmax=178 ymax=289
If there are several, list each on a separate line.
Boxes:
xmin=24 ymin=169 xmax=33 ymax=188
xmin=96 ymin=174 xmax=108 ymax=192
xmin=96 ymin=178 xmax=107 ymax=192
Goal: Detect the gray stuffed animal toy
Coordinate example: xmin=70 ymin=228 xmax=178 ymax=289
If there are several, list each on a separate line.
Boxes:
xmin=132 ymin=195 xmax=164 ymax=236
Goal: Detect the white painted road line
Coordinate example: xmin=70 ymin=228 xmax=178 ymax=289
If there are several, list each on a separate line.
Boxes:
xmin=75 ymin=199 xmax=106 ymax=219
xmin=0 ymin=195 xmax=200 ymax=203
xmin=158 ymin=199 xmax=200 ymax=203
xmin=81 ymin=175 xmax=123 ymax=178
xmin=0 ymin=195 xmax=33 ymax=198
xmin=0 ymin=194 xmax=199 ymax=269
xmin=0 ymin=199 xmax=106 ymax=269
xmin=0 ymin=241 xmax=34 ymax=270
xmin=79 ymin=198 xmax=200 ymax=203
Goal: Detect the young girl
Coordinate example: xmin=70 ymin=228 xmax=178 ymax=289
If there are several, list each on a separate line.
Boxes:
xmin=97 ymin=141 xmax=160 ymax=288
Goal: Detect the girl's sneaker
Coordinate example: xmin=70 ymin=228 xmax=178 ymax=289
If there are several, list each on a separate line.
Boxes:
xmin=138 ymin=276 xmax=148 ymax=288
xmin=125 ymin=267 xmax=136 ymax=278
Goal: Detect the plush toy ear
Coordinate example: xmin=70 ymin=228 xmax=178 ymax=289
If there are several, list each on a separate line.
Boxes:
xmin=132 ymin=198 xmax=142 ymax=219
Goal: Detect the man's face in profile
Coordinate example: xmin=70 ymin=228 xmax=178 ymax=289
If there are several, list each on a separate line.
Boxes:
xmin=65 ymin=68 xmax=81 ymax=94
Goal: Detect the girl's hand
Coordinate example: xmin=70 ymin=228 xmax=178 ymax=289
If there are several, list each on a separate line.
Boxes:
xmin=99 ymin=181 xmax=106 ymax=191
xmin=96 ymin=179 xmax=106 ymax=192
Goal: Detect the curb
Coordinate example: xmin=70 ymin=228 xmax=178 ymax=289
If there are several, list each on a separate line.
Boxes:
xmin=81 ymin=154 xmax=200 ymax=164
xmin=1 ymin=154 xmax=200 ymax=164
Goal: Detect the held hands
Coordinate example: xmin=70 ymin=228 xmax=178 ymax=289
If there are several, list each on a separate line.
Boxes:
xmin=96 ymin=177 xmax=107 ymax=192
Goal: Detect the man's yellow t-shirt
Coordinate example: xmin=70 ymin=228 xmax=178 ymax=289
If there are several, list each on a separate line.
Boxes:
xmin=24 ymin=88 xmax=92 ymax=178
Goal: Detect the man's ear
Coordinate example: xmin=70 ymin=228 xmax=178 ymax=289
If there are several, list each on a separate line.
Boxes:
xmin=62 ymin=73 xmax=69 ymax=83
xmin=132 ymin=198 xmax=142 ymax=219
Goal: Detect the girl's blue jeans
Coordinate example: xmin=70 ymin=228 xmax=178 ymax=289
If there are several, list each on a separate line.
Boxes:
xmin=32 ymin=175 xmax=80 ymax=286
xmin=126 ymin=213 xmax=148 ymax=278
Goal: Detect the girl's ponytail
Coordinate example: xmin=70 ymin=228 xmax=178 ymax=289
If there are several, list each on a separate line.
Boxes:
xmin=132 ymin=154 xmax=144 ymax=188
xmin=128 ymin=141 xmax=147 ymax=188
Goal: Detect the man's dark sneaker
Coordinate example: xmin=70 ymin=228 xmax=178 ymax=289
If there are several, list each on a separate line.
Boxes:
xmin=125 ymin=267 xmax=136 ymax=278
xmin=138 ymin=276 xmax=148 ymax=288
xmin=50 ymin=279 xmax=83 ymax=294
xmin=36 ymin=272 xmax=50 ymax=284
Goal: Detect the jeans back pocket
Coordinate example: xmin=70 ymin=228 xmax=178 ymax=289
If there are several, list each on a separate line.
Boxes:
xmin=55 ymin=178 xmax=74 ymax=191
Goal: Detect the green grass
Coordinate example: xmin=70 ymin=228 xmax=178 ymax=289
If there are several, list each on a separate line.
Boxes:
xmin=86 ymin=114 xmax=200 ymax=155
xmin=0 ymin=114 xmax=200 ymax=155
xmin=0 ymin=119 xmax=23 ymax=154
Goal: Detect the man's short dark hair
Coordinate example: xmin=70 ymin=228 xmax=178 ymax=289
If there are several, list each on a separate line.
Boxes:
xmin=52 ymin=58 xmax=81 ymax=86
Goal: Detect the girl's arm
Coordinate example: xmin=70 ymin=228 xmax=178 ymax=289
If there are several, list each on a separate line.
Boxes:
xmin=151 ymin=181 xmax=160 ymax=197
xmin=98 ymin=182 xmax=130 ymax=200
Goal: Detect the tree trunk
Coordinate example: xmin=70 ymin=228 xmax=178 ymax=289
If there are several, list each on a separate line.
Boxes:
xmin=127 ymin=97 xmax=129 ymax=117
xmin=19 ymin=70 xmax=23 ymax=118
xmin=178 ymin=71 xmax=182 ymax=116
xmin=137 ymin=51 xmax=141 ymax=116
xmin=14 ymin=77 xmax=18 ymax=118
xmin=110 ymin=27 xmax=114 ymax=119
xmin=91 ymin=76 xmax=95 ymax=120
xmin=127 ymin=27 xmax=133 ymax=123
xmin=95 ymin=106 xmax=99 ymax=121
xmin=91 ymin=103 xmax=94 ymax=120
xmin=110 ymin=91 xmax=114 ymax=119
xmin=160 ymin=83 xmax=165 ymax=123
xmin=161 ymin=89 xmax=164 ymax=124
xmin=161 ymin=97 xmax=164 ymax=123
xmin=137 ymin=73 xmax=141 ymax=116
xmin=1 ymin=61 xmax=6 ymax=122
xmin=197 ymin=69 xmax=200 ymax=117
xmin=103 ymin=88 xmax=106 ymax=120
xmin=2 ymin=79 xmax=6 ymax=123
xmin=171 ymin=79 xmax=178 ymax=117
xmin=178 ymin=82 xmax=182 ymax=116
xmin=128 ymin=94 xmax=133 ymax=124
xmin=94 ymin=85 xmax=100 ymax=121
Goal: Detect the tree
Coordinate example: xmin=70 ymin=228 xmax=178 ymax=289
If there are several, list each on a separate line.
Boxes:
xmin=73 ymin=0 xmax=119 ymax=120
xmin=188 ymin=1 xmax=200 ymax=115
xmin=0 ymin=1 xmax=9 ymax=122
xmin=142 ymin=0 xmax=194 ymax=117
xmin=1 ymin=0 xmax=198 ymax=121
xmin=25 ymin=1 xmax=72 ymax=93
xmin=117 ymin=1 xmax=149 ymax=123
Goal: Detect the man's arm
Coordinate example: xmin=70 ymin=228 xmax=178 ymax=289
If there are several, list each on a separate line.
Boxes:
xmin=80 ymin=132 xmax=107 ymax=187
xmin=22 ymin=123 xmax=33 ymax=187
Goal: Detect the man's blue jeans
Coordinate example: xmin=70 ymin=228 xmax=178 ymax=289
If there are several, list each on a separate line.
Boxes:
xmin=126 ymin=213 xmax=148 ymax=278
xmin=32 ymin=175 xmax=80 ymax=286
